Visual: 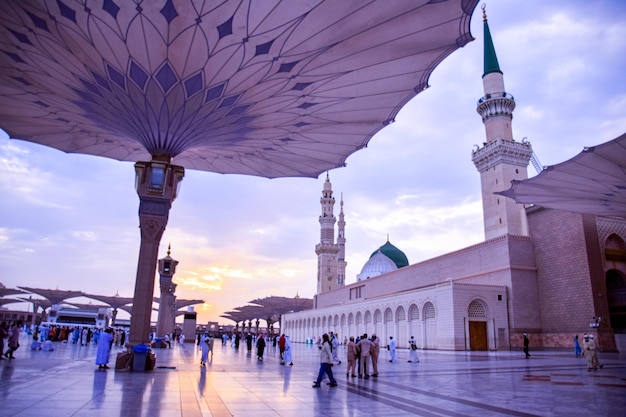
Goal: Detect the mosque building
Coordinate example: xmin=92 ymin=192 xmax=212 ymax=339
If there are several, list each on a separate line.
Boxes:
xmin=282 ymin=12 xmax=626 ymax=352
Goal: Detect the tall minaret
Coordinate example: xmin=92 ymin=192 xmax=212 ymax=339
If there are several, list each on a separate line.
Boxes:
xmin=472 ymin=5 xmax=532 ymax=240
xmin=337 ymin=194 xmax=347 ymax=286
xmin=315 ymin=173 xmax=341 ymax=294
xmin=156 ymin=244 xmax=178 ymax=338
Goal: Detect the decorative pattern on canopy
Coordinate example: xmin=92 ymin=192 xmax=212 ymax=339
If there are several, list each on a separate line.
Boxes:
xmin=0 ymin=0 xmax=477 ymax=178
xmin=498 ymin=132 xmax=626 ymax=218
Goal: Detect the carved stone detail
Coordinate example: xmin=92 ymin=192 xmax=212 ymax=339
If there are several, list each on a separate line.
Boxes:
xmin=597 ymin=217 xmax=626 ymax=248
xmin=472 ymin=137 xmax=532 ymax=172
xmin=476 ymin=93 xmax=515 ymax=122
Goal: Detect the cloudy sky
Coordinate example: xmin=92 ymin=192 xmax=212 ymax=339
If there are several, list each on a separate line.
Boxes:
xmin=1 ymin=0 xmax=625 ymax=326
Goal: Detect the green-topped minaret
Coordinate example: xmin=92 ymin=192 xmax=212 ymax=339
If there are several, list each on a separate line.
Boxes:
xmin=482 ymin=7 xmax=502 ymax=77
xmin=472 ymin=4 xmax=532 ymax=240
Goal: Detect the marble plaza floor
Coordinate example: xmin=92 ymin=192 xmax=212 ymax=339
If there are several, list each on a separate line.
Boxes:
xmin=1 ymin=334 xmax=625 ymax=417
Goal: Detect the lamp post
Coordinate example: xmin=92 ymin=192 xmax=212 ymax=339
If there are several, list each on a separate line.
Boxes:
xmin=129 ymin=155 xmax=184 ymax=346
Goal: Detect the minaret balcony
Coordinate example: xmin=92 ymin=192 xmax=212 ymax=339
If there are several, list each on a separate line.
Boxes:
xmin=477 ymin=92 xmax=515 ymax=122
xmin=472 ymin=137 xmax=533 ymax=172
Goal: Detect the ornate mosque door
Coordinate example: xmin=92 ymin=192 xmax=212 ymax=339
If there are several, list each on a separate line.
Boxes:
xmin=469 ymin=321 xmax=488 ymax=350
xmin=468 ymin=299 xmax=489 ymax=350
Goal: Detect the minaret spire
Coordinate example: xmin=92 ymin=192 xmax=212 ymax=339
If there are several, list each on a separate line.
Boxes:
xmin=315 ymin=174 xmax=342 ymax=294
xmin=337 ymin=193 xmax=347 ymax=287
xmin=472 ymin=5 xmax=532 ymax=239
xmin=482 ymin=4 xmax=501 ymax=77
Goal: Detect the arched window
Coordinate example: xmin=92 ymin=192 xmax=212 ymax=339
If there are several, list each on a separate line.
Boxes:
xmin=383 ymin=308 xmax=392 ymax=323
xmin=364 ymin=311 xmax=372 ymax=324
xmin=409 ymin=304 xmax=420 ymax=320
xmin=468 ymin=300 xmax=487 ymax=318
xmin=605 ymin=234 xmax=626 ymax=265
xmin=356 ymin=312 xmax=363 ymax=325
xmin=423 ymin=302 xmax=436 ymax=319
xmin=396 ymin=306 xmax=406 ymax=321
xmin=348 ymin=313 xmax=354 ymax=325
xmin=374 ymin=309 xmax=383 ymax=324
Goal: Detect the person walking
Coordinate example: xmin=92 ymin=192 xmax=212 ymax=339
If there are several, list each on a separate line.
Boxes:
xmin=346 ymin=336 xmax=357 ymax=377
xmin=0 ymin=321 xmax=8 ymax=359
xmin=523 ymin=333 xmax=530 ymax=358
xmin=582 ymin=334 xmax=603 ymax=371
xmin=256 ymin=334 xmax=266 ymax=361
xmin=246 ymin=333 xmax=253 ymax=352
xmin=95 ymin=328 xmax=113 ymax=369
xmin=370 ymin=334 xmax=380 ymax=376
xmin=388 ymin=336 xmax=397 ymax=363
xmin=312 ymin=334 xmax=337 ymax=388
xmin=282 ymin=335 xmax=293 ymax=366
xmin=408 ymin=336 xmax=419 ymax=363
xmin=331 ymin=332 xmax=341 ymax=365
xmin=279 ymin=334 xmax=286 ymax=360
xmin=574 ymin=334 xmax=582 ymax=357
xmin=4 ymin=320 xmax=22 ymax=359
xmin=357 ymin=333 xmax=372 ymax=378
xmin=200 ymin=333 xmax=210 ymax=366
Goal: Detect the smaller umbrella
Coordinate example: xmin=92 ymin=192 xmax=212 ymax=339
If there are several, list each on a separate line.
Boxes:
xmin=497 ymin=132 xmax=626 ymax=218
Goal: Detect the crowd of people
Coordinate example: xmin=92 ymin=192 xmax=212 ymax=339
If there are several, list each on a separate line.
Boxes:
xmin=0 ymin=321 xmax=131 ymax=370
xmin=311 ymin=332 xmax=422 ymax=388
xmin=2 ymin=322 xmax=608 ymax=379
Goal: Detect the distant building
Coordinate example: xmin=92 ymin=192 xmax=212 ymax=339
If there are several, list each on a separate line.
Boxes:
xmin=47 ymin=304 xmax=111 ymax=328
xmin=283 ymin=14 xmax=626 ymax=352
xmin=0 ymin=308 xmax=42 ymax=325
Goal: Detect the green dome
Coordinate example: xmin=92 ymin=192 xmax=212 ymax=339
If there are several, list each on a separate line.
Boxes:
xmin=369 ymin=241 xmax=409 ymax=269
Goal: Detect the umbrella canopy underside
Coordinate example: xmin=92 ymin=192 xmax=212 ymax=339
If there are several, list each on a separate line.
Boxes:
xmin=0 ymin=0 xmax=477 ymax=178
xmin=498 ymin=132 xmax=626 ymax=218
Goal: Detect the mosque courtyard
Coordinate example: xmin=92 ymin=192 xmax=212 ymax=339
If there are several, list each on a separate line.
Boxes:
xmin=0 ymin=333 xmax=624 ymax=417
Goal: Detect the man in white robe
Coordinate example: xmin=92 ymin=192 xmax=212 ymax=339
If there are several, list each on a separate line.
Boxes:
xmin=331 ymin=332 xmax=341 ymax=364
xmin=388 ymin=336 xmax=397 ymax=363
xmin=282 ymin=335 xmax=293 ymax=366
xmin=408 ymin=336 xmax=419 ymax=363
xmin=96 ymin=328 xmax=113 ymax=369
xmin=200 ymin=333 xmax=210 ymax=366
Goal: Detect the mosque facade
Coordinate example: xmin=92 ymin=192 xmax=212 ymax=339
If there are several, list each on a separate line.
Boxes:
xmin=282 ymin=15 xmax=626 ymax=352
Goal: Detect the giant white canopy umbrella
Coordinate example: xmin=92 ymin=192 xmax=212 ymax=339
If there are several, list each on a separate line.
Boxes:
xmin=0 ymin=0 xmax=479 ymax=345
xmin=498 ymin=132 xmax=626 ymax=218
xmin=0 ymin=0 xmax=477 ymax=177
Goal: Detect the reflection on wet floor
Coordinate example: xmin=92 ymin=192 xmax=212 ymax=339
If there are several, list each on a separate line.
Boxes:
xmin=0 ymin=333 xmax=625 ymax=417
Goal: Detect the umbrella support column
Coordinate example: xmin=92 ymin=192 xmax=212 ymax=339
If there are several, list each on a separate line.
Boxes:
xmin=129 ymin=158 xmax=184 ymax=347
